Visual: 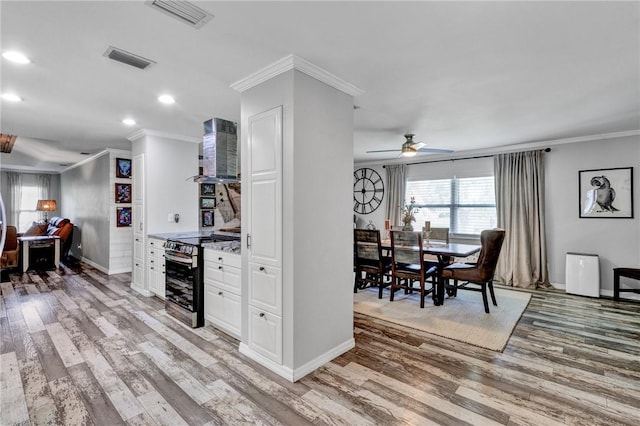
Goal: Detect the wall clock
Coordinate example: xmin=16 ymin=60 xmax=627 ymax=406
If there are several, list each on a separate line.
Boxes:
xmin=353 ymin=167 xmax=384 ymax=214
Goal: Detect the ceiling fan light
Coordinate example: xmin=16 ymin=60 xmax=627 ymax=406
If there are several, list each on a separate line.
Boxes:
xmin=401 ymin=146 xmax=417 ymax=157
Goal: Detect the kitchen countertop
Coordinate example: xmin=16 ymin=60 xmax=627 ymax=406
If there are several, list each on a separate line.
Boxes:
xmin=147 ymin=231 xmax=239 ymax=240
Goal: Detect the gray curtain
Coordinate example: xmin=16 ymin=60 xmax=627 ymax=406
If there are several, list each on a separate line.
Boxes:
xmin=36 ymin=173 xmax=52 ymax=200
xmin=4 ymin=172 xmax=22 ymax=226
xmin=494 ymin=150 xmax=550 ymax=289
xmin=385 ymin=164 xmax=407 ymax=227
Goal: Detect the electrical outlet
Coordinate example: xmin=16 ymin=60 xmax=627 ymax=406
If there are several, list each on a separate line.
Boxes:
xmin=167 ymin=213 xmax=173 ymax=223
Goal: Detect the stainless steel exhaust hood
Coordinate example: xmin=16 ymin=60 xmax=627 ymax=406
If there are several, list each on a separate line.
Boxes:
xmin=193 ymin=118 xmax=239 ymax=183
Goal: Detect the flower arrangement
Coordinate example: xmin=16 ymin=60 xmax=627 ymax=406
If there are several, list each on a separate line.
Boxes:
xmin=400 ymin=197 xmax=417 ymax=230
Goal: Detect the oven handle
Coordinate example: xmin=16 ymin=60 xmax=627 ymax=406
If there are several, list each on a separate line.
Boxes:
xmin=164 ymin=253 xmax=196 ymax=266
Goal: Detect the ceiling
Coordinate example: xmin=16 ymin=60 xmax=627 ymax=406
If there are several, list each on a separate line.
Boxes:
xmin=1 ymin=1 xmax=638 ymax=172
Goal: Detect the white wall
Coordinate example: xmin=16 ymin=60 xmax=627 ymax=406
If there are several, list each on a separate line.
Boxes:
xmin=138 ymin=133 xmax=200 ymax=234
xmin=355 ymin=134 xmax=640 ymax=294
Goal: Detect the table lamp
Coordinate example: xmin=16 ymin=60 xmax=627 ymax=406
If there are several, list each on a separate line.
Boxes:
xmin=36 ymin=199 xmax=57 ymax=223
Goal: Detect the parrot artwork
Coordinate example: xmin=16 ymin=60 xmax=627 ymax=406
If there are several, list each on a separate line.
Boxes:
xmin=589 ymin=175 xmax=619 ymax=213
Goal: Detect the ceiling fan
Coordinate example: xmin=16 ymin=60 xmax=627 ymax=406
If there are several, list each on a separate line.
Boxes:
xmin=366 ymin=133 xmax=453 ymax=157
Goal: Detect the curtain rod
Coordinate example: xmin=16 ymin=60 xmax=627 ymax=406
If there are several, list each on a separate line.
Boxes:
xmin=382 ymin=147 xmax=551 ymax=168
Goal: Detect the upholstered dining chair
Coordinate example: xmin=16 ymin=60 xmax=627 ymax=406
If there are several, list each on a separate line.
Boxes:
xmin=428 ymin=227 xmax=450 ymax=244
xmin=389 ymin=230 xmax=438 ymax=308
xmin=441 ymin=228 xmax=506 ymax=313
xmin=354 ymin=229 xmax=391 ymax=299
xmin=1 ymin=226 xmax=20 ymax=271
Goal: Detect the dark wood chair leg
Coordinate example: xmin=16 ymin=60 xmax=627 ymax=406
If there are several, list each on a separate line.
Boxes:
xmin=354 ymin=271 xmax=359 ymax=293
xmin=614 ymin=269 xmax=620 ymax=301
xmin=378 ymin=274 xmax=384 ymax=299
xmin=481 ymin=283 xmax=490 ymax=313
xmin=420 ymin=279 xmax=425 ymax=309
xmin=488 ymin=281 xmax=497 ymax=306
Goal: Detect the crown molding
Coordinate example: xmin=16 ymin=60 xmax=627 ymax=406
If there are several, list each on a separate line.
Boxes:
xmin=127 ymin=129 xmax=200 ymax=144
xmin=230 ymin=54 xmax=364 ymax=97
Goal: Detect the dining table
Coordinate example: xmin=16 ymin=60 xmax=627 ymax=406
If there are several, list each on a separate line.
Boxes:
xmin=381 ymin=239 xmax=481 ymax=305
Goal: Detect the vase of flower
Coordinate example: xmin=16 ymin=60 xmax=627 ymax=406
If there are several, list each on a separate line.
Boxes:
xmin=400 ymin=197 xmax=417 ymax=231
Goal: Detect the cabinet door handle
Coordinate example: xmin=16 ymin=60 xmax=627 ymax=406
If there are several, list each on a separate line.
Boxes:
xmin=218 ymin=257 xmax=223 ymax=261
xmin=150 ymin=266 xmax=154 ymax=270
xmin=139 ymin=222 xmax=143 ymax=231
xmin=259 ymin=266 xmax=265 ymax=271
xmin=218 ymin=291 xmax=223 ymax=296
xmin=218 ymin=266 xmax=223 ymax=270
xmin=247 ymin=233 xmax=251 ymax=248
xmin=259 ymin=312 xmax=265 ymax=318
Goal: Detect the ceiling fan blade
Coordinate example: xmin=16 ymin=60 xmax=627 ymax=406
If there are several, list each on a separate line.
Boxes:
xmin=366 ymin=149 xmax=401 ymax=153
xmin=416 ymin=147 xmax=454 ymax=154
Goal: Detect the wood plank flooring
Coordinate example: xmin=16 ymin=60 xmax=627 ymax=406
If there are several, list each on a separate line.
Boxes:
xmin=1 ymin=261 xmax=639 ymax=425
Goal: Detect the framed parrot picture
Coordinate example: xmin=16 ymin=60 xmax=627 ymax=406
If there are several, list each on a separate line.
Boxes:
xmin=579 ymin=167 xmax=633 ymax=218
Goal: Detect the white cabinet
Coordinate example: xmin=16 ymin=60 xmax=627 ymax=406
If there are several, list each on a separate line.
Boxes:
xmin=132 ymin=154 xmax=146 ymax=292
xmin=204 ymin=249 xmax=241 ymax=338
xmin=245 ymin=106 xmax=283 ymax=364
xmin=147 ymin=237 xmax=165 ymax=299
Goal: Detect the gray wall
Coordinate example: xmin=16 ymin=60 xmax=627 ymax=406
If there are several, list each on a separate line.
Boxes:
xmin=546 ymin=135 xmax=639 ymax=292
xmin=60 ymin=152 xmax=110 ymax=268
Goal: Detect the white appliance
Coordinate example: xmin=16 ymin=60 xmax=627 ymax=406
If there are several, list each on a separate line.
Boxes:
xmin=565 ymin=252 xmax=600 ymax=297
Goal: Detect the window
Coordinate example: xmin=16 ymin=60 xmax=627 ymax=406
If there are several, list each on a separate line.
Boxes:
xmin=406 ymin=176 xmax=496 ymax=236
xmin=18 ymin=184 xmax=40 ymax=232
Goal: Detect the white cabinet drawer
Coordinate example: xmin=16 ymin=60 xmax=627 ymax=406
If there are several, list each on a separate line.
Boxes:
xmin=204 ymin=249 xmax=241 ymax=268
xmin=204 ymin=262 xmax=241 ymax=293
xmin=247 ymin=306 xmax=282 ymax=364
xmin=248 ymin=263 xmax=281 ymax=315
xmin=204 ymin=284 xmax=241 ymax=338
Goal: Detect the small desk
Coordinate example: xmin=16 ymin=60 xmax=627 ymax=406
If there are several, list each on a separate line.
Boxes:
xmin=18 ymin=236 xmax=61 ymax=272
xmin=381 ymin=240 xmax=481 ymax=305
xmin=613 ymin=268 xmax=640 ymax=301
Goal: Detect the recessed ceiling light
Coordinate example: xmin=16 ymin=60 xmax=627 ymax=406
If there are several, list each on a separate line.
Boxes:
xmin=1 ymin=93 xmax=23 ymax=102
xmin=158 ymin=94 xmax=175 ymax=104
xmin=122 ymin=118 xmax=137 ymax=126
xmin=2 ymin=51 xmax=30 ymax=64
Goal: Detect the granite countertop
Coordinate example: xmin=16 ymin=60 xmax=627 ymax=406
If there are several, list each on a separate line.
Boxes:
xmin=147 ymin=230 xmax=240 ymax=240
xmin=202 ymin=240 xmax=241 ymax=254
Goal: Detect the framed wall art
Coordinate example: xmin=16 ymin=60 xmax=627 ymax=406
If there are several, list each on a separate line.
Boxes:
xmin=201 ymin=210 xmax=214 ymax=227
xmin=117 ymin=207 xmax=132 ymax=227
xmin=579 ymin=167 xmax=633 ymax=218
xmin=115 ymin=183 xmax=132 ymax=203
xmin=200 ymin=197 xmax=216 ymax=209
xmin=116 ymin=158 xmax=132 ymax=178
xmin=200 ymin=183 xmax=215 ymax=196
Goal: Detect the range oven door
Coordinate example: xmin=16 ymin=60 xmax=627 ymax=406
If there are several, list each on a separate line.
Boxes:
xmin=164 ymin=254 xmax=203 ymax=327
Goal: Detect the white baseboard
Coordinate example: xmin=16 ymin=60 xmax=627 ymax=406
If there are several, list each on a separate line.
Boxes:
xmin=80 ymin=257 xmax=109 ymax=274
xmin=550 ymin=282 xmax=640 ymax=301
xmin=108 ymin=267 xmax=132 ymax=275
xmin=239 ymin=337 xmax=356 ymax=382
xmin=130 ymin=282 xmax=151 ymax=297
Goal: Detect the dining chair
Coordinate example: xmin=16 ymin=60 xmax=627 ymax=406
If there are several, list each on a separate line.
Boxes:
xmin=428 ymin=227 xmax=450 ymax=244
xmin=354 ymin=229 xmax=391 ymax=298
xmin=389 ymin=230 xmax=438 ymax=308
xmin=0 ymin=226 xmax=20 ymax=271
xmin=441 ymin=228 xmax=506 ymax=313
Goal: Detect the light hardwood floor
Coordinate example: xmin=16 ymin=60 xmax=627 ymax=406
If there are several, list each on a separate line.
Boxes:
xmin=1 ymin=261 xmax=639 ymax=425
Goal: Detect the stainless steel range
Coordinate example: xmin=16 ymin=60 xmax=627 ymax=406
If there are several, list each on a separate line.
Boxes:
xmin=164 ymin=233 xmax=240 ymax=328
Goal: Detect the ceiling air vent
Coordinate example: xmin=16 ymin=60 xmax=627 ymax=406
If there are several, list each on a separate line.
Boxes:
xmin=146 ymin=0 xmax=213 ymax=29
xmin=103 ymin=47 xmax=156 ymax=70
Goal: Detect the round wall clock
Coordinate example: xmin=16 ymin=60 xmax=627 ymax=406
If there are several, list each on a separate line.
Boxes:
xmin=353 ymin=167 xmax=384 ymax=214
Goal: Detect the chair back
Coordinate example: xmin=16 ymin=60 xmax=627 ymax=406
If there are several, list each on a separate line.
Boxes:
xmin=474 ymin=228 xmax=506 ymax=281
xmin=429 ymin=227 xmax=449 ymax=244
xmin=390 ymin=230 xmax=423 ymax=266
xmin=2 ymin=226 xmax=18 ymax=250
xmin=354 ymin=229 xmax=383 ymax=265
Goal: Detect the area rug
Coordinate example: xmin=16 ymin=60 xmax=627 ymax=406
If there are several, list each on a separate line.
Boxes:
xmin=353 ymin=287 xmax=531 ymax=352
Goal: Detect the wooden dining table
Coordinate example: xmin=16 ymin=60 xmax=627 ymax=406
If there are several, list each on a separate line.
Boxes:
xmin=381 ymin=239 xmax=481 ymax=305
